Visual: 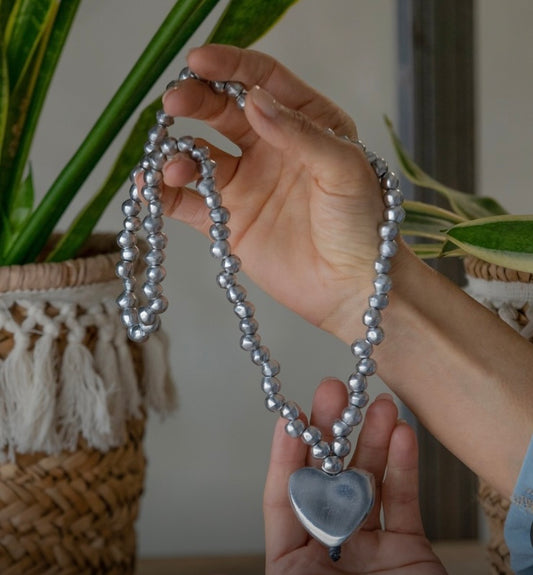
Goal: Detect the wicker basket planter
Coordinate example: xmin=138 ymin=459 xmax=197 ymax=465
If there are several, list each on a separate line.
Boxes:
xmin=0 ymin=235 xmax=174 ymax=574
xmin=464 ymin=256 xmax=533 ymax=575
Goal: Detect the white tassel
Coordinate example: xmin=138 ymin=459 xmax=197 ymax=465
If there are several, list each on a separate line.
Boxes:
xmin=142 ymin=329 xmax=176 ymax=416
xmin=92 ymin=304 xmax=125 ymax=446
xmin=57 ymin=312 xmax=111 ymax=451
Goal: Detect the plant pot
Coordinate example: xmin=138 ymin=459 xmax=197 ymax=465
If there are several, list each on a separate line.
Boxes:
xmin=464 ymin=256 xmax=533 ymax=575
xmin=0 ymin=234 xmax=174 ymax=574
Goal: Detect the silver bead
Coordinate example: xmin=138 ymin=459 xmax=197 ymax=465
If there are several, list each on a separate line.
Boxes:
xmin=363 ymin=308 xmax=381 ymax=328
xmin=166 ymin=79 xmax=180 ymax=90
xmin=161 ymin=137 xmax=178 ymax=156
xmin=129 ymin=182 xmax=141 ymax=201
xmin=143 ymin=315 xmax=161 ymax=334
xmin=239 ymin=317 xmax=258 ymax=335
xmin=144 ymin=141 xmax=158 ymax=155
xmin=236 ymin=94 xmax=246 ymax=110
xmin=116 ymin=260 xmax=134 ymax=279
xmin=357 ymin=358 xmax=377 ymax=376
xmin=143 ymin=281 xmax=163 ymax=299
xmin=149 ymin=201 xmax=164 ymax=217
xmin=222 ymin=255 xmax=241 ymax=273
xmin=122 ymin=277 xmax=135 ymax=292
xmin=285 ymin=419 xmax=305 ymax=438
xmin=342 ymin=406 xmax=362 ymax=427
xmin=148 ymin=151 xmax=166 ymax=170
xmin=177 ymin=66 xmax=194 ymax=81
xmin=384 ymin=206 xmax=406 ymax=224
xmin=312 ymin=441 xmax=330 ymax=460
xmin=332 ymin=419 xmax=352 ymax=438
xmin=116 ymin=291 xmax=137 ymax=310
xmin=302 ymin=426 xmax=322 ymax=446
xmin=143 ymin=215 xmax=164 ymax=234
xmin=140 ymin=157 xmax=151 ymax=170
xmin=369 ymin=293 xmax=389 ymax=310
xmin=382 ymin=171 xmax=399 ymax=190
xmin=139 ymin=306 xmax=156 ymax=326
xmin=122 ymin=198 xmax=141 ymax=217
xmin=144 ymin=250 xmax=165 ymax=266
xmin=191 ymin=145 xmax=210 ymax=162
xmin=366 ymin=326 xmax=385 ymax=345
xmin=322 ymin=455 xmax=343 ymax=475
xmin=121 ymin=246 xmax=139 ymax=262
xmin=210 ymin=240 xmax=231 ymax=259
xmin=372 ymin=157 xmax=388 ymax=178
xmin=350 ymin=391 xmax=369 ymax=408
xmin=200 ymin=159 xmax=217 ymax=178
xmin=209 ymin=223 xmax=230 ymax=241
xmin=281 ymin=400 xmax=300 ymax=421
xmin=365 ymin=150 xmax=377 ymax=163
xmin=261 ymin=376 xmax=281 ymax=394
xmin=210 ymin=80 xmax=226 ymax=93
xmin=251 ymin=345 xmax=270 ymax=365
xmin=124 ymin=216 xmax=141 ymax=231
xmin=351 ymin=338 xmax=373 ymax=358
xmin=383 ymin=189 xmax=404 ymax=207
xmin=129 ymin=166 xmax=142 ymax=184
xmin=373 ymin=274 xmax=392 ymax=294
xmin=128 ymin=324 xmax=148 ymax=343
xmin=205 ymin=192 xmax=222 ymax=209
xmin=374 ymin=256 xmax=392 ymax=274
xmin=210 ymin=207 xmax=230 ymax=224
xmin=146 ymin=265 xmax=166 ymax=283
xmin=265 ymin=393 xmax=285 ymax=412
xmin=348 ymin=372 xmax=367 ymax=393
xmin=225 ymin=81 xmax=244 ymax=98
xmin=147 ymin=232 xmax=167 ymax=250
xmin=117 ymin=230 xmax=135 ymax=249
xmin=141 ymin=185 xmax=161 ymax=202
xmin=120 ymin=308 xmax=138 ymax=328
xmin=149 ymin=295 xmax=168 ymax=314
xmin=234 ymin=301 xmax=255 ymax=319
xmin=226 ymin=284 xmax=247 ymax=303
xmin=148 ymin=125 xmax=167 ymax=144
xmin=380 ymin=240 xmax=398 ymax=258
xmin=332 ymin=437 xmax=351 ymax=457
xmin=240 ymin=333 xmax=260 ymax=351
xmin=379 ymin=221 xmax=399 ymax=241
xmin=262 ymin=360 xmax=280 ymax=377
xmin=156 ymin=109 xmax=174 ymax=127
xmin=198 ymin=177 xmax=216 ymax=198
xmin=177 ymin=135 xmax=195 ymax=152
xmin=216 ymin=271 xmax=236 ymax=289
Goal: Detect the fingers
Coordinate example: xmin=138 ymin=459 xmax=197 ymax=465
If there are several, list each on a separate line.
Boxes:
xmin=263 ymin=415 xmax=309 ymax=562
xmin=163 ymin=45 xmax=356 ymax=150
xmin=350 ymin=393 xmax=398 ymax=530
xmin=382 ymin=421 xmax=425 ymax=536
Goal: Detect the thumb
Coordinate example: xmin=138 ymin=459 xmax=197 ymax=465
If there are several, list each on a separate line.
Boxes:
xmin=245 ymin=85 xmax=371 ymax=186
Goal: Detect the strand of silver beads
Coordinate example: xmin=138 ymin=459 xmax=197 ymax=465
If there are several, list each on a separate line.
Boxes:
xmin=116 ymin=67 xmax=405 ymax=476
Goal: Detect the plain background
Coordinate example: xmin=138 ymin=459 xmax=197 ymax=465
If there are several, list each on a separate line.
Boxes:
xmin=30 ymin=0 xmax=533 ymax=558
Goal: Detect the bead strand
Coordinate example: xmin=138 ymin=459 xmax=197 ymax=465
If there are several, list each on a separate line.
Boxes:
xmin=116 ymin=67 xmax=404 ymax=475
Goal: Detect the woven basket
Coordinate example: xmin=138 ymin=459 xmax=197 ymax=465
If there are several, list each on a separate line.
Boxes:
xmin=0 ymin=235 xmax=174 ymax=574
xmin=464 ymin=256 xmax=533 ymax=575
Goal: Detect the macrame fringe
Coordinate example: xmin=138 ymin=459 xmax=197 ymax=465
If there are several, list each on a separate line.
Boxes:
xmin=0 ymin=281 xmax=175 ymax=459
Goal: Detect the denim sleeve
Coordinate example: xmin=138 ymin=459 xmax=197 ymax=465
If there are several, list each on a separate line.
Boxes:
xmin=504 ymin=435 xmax=533 ymax=574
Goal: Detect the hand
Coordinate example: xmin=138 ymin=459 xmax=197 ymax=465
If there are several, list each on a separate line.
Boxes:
xmin=161 ymin=44 xmax=410 ymax=339
xmin=263 ymin=378 xmax=447 ymax=575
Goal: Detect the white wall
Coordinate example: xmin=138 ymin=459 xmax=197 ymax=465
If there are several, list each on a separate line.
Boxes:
xmin=31 ymin=0 xmax=398 ymax=557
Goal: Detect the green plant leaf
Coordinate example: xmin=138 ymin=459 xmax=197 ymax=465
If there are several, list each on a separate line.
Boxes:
xmin=0 ymin=36 xmax=8 ymax=153
xmin=403 ymin=200 xmax=464 ymax=241
xmin=208 ymin=0 xmax=298 ymax=47
xmin=47 ymin=97 xmax=162 ymax=262
xmin=5 ymin=0 xmax=222 ymax=266
xmin=445 ymin=215 xmax=533 ymax=272
xmin=384 ymin=116 xmax=508 ymax=219
xmin=408 ymin=242 xmax=446 ymax=259
xmin=5 ymin=0 xmax=55 ymax=92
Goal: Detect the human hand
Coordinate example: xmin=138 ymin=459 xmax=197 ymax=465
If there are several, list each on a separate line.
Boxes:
xmin=263 ymin=378 xmax=447 ymax=575
xmin=161 ymin=44 xmax=411 ymax=340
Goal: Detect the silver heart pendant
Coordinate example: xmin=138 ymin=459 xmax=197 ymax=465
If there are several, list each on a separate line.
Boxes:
xmin=289 ymin=467 xmax=375 ymax=552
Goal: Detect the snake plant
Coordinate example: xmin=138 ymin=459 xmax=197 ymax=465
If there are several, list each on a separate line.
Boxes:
xmin=385 ymin=117 xmax=533 ymax=274
xmin=0 ymin=0 xmax=298 ymax=266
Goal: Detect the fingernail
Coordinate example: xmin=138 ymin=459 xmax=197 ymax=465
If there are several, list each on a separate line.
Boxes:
xmin=249 ymin=85 xmax=279 ymax=118
xmin=375 ymin=392 xmax=394 ymax=402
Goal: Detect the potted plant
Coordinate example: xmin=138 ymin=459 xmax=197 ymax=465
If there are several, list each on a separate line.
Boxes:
xmin=0 ymin=1 xmax=297 ymax=572
xmin=387 ymin=118 xmax=533 ymax=575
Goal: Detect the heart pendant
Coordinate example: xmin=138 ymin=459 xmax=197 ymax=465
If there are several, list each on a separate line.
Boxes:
xmin=289 ymin=467 xmax=375 ymax=551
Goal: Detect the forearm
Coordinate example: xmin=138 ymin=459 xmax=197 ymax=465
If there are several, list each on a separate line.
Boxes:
xmin=335 ymin=243 xmax=533 ymax=497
